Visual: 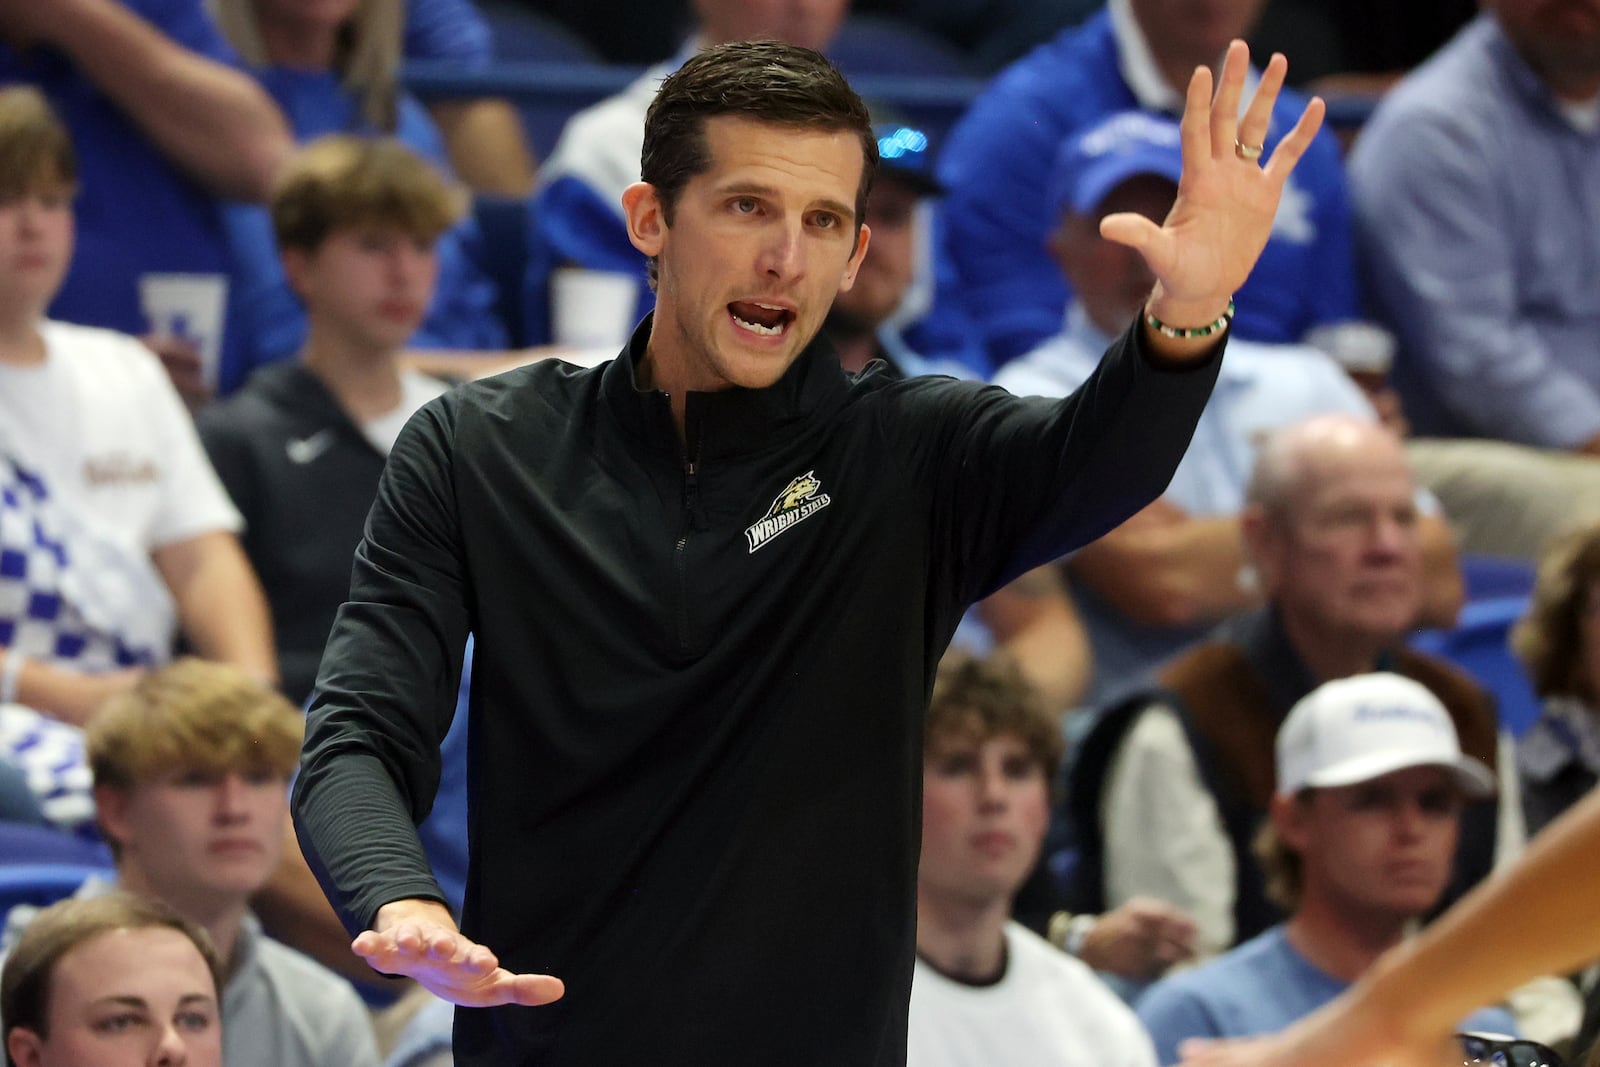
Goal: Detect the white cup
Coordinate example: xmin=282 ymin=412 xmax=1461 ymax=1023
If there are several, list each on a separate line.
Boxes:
xmin=139 ymin=272 xmax=229 ymax=388
xmin=1304 ymin=320 xmax=1396 ymax=377
xmin=551 ymin=268 xmax=637 ymax=355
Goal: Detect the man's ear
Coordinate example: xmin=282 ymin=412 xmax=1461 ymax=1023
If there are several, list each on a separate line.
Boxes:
xmin=622 ymin=182 xmax=665 ymax=258
xmin=1270 ymin=791 xmax=1312 ymax=853
xmin=8 ymin=1026 xmax=44 ymax=1067
xmin=281 ymin=246 xmax=312 ymax=303
xmin=838 ymin=222 xmax=871 ymax=292
xmin=93 ymin=784 xmax=132 ymax=853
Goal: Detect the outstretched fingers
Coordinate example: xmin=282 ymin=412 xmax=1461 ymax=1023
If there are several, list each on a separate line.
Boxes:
xmin=1236 ymin=52 xmax=1288 ymax=153
xmin=504 ymin=972 xmax=567 ymax=1007
xmin=353 ymin=925 xmax=470 ymax=976
xmin=352 ymin=923 xmax=565 ymax=1007
xmin=1178 ymin=61 xmax=1215 ymax=173
xmin=1262 ymin=95 xmax=1327 ymax=185
xmin=1208 ymin=39 xmax=1251 ymax=158
xmin=1126 ymin=39 xmax=1324 ymax=310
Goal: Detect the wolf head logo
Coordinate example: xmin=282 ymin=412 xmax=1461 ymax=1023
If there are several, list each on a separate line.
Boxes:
xmin=770 ymin=471 xmax=822 ymax=516
xmin=746 ymin=470 xmax=833 ymax=553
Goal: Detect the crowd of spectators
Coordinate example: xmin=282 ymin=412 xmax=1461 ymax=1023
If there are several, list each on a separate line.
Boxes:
xmin=3 ymin=0 xmax=1600 ymax=1064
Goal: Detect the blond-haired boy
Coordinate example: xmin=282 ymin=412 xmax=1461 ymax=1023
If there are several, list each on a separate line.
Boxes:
xmin=198 ymin=134 xmax=462 ymax=704
xmin=0 ymin=85 xmax=273 ymax=829
xmin=2 ymin=658 xmax=378 ymax=1067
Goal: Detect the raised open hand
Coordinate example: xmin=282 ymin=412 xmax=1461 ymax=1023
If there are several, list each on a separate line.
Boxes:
xmin=1103 ymin=40 xmax=1326 ymax=332
xmin=354 ymin=899 xmax=565 ymax=1009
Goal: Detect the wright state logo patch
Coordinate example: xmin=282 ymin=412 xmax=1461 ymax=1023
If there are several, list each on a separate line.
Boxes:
xmin=745 ymin=470 xmax=832 ymax=553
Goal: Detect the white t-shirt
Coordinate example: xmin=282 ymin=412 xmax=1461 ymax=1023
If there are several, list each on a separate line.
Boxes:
xmin=360 ymin=369 xmax=450 ymax=455
xmin=0 ymin=320 xmax=241 ymax=555
xmin=908 ymin=922 xmax=1159 ymax=1067
xmin=0 ymin=322 xmax=244 ymax=829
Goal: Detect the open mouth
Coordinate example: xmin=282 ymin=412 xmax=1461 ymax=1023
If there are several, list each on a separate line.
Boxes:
xmin=729 ymin=300 xmax=795 ymax=337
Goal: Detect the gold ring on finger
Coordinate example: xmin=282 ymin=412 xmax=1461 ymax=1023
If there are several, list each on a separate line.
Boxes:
xmin=1234 ymin=139 xmax=1264 ymax=161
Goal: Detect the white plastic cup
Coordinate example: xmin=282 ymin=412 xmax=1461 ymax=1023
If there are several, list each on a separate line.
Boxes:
xmin=139 ymin=272 xmax=229 ymax=389
xmin=550 ymin=268 xmax=637 ymax=354
xmin=1304 ymin=320 xmax=1396 ymax=377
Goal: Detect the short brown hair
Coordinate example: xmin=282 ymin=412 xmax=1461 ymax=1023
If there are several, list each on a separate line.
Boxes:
xmin=925 ymin=651 xmax=1064 ymax=777
xmin=270 ymin=134 xmax=467 ymax=253
xmin=640 ymin=39 xmax=877 ymax=284
xmin=86 ymin=658 xmax=304 ymax=791
xmin=1512 ymin=519 xmax=1600 ymax=701
xmin=0 ymin=86 xmax=77 ymax=200
xmin=1 ymin=891 xmax=222 ymax=1060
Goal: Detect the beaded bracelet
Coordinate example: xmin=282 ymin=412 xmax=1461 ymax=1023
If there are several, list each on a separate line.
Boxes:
xmin=1145 ymin=298 xmax=1236 ymax=340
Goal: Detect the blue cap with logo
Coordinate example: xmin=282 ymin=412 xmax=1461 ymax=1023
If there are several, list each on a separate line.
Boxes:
xmin=1047 ymin=110 xmax=1184 ymax=218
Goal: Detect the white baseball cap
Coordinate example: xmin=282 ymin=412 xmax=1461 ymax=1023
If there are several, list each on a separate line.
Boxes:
xmin=1275 ymin=672 xmax=1496 ymax=798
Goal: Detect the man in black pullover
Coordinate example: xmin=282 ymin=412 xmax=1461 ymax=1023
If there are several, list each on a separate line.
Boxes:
xmin=293 ymin=37 xmax=1326 ymax=1066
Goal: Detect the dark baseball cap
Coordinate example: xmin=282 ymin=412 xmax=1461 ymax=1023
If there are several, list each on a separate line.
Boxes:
xmin=871 ymin=116 xmax=942 ymax=198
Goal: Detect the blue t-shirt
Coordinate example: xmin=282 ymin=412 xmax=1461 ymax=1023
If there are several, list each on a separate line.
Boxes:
xmin=403 ymin=0 xmax=493 ymax=67
xmin=1135 ymin=926 xmax=1517 ymax=1067
xmin=937 ymin=9 xmax=1358 ymax=365
xmin=222 ymin=68 xmax=506 ymax=388
xmin=0 ymin=0 xmax=240 ymax=357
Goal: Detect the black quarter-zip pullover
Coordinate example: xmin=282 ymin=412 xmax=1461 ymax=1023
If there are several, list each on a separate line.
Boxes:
xmin=295 ymin=315 xmax=1222 ymax=1065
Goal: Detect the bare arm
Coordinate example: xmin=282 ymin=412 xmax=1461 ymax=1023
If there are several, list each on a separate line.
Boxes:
xmin=427 ymin=98 xmax=537 ymax=197
xmin=0 ymin=649 xmax=143 ymax=727
xmin=2 ymin=0 xmax=292 ymax=200
xmin=152 ymin=530 xmax=278 ymax=686
xmin=1416 ymin=513 xmax=1465 ymax=630
xmin=977 ymin=565 xmax=1092 ymax=711
xmin=1068 ymin=499 xmax=1256 ymax=629
xmin=1182 ymin=787 xmax=1600 ymax=1067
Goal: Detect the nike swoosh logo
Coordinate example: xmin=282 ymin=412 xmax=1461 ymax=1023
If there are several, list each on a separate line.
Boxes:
xmin=285 ymin=429 xmax=336 ymax=465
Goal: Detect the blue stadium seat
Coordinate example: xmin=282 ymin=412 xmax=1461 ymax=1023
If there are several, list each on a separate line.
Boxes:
xmin=1459 ymin=553 xmax=1537 ymax=603
xmin=477 ymin=2 xmax=600 ymax=62
xmin=1411 ymin=595 xmax=1542 ymax=738
xmin=451 ymin=2 xmax=609 ymax=161
xmin=0 ymin=863 xmax=111 ymax=922
xmin=0 ymin=821 xmax=112 ymax=867
xmin=827 ymin=14 xmax=977 ymax=79
xmin=473 ymin=195 xmax=532 ymax=346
